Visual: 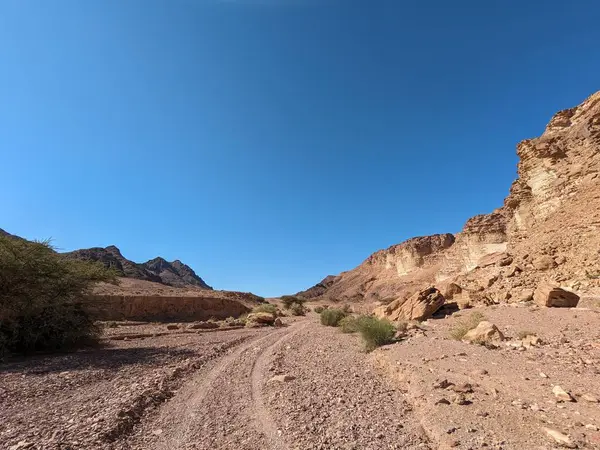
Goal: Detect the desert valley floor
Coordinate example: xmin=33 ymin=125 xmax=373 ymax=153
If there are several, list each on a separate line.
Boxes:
xmin=2 ymin=300 xmax=600 ymax=450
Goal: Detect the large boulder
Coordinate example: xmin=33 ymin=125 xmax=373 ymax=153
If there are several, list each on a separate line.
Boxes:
xmin=374 ymin=287 xmax=445 ymax=321
xmin=463 ymin=321 xmax=505 ymax=343
xmin=533 ymin=283 xmax=579 ymax=307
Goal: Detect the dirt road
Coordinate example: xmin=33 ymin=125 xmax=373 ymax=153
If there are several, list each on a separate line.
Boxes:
xmin=126 ymin=319 xmax=430 ymax=450
xmin=1 ymin=317 xmax=431 ymax=449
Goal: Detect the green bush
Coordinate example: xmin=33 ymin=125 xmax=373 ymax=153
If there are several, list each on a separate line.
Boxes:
xmin=252 ymin=303 xmax=278 ymax=315
xmin=0 ymin=236 xmax=116 ymax=357
xmin=313 ymin=306 xmax=325 ymax=314
xmin=339 ymin=315 xmax=361 ymax=333
xmin=356 ymin=316 xmax=396 ymax=352
xmin=289 ymin=303 xmax=306 ymax=316
xmin=320 ymin=308 xmax=346 ymax=327
xmin=281 ymin=295 xmax=305 ymax=309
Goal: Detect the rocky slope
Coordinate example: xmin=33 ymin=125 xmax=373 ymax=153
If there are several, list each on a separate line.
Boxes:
xmin=298 ymin=91 xmax=600 ymax=305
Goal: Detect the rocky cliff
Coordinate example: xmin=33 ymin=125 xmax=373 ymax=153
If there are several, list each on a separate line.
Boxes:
xmin=298 ymin=91 xmax=600 ymax=304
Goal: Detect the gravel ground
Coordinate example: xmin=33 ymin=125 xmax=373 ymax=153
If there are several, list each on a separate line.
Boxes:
xmin=1 ymin=317 xmax=432 ymax=450
xmin=263 ymin=320 xmax=432 ymax=450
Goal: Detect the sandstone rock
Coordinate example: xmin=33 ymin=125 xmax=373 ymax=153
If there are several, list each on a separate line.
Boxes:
xmin=582 ymin=393 xmax=599 ymax=403
xmin=269 ymin=374 xmax=295 ymax=383
xmin=516 ymin=289 xmax=534 ymax=302
xmin=274 ymin=317 xmax=283 ymax=327
xmin=534 ymin=283 xmax=580 ymax=307
xmin=166 ymin=324 xmax=180 ymax=330
xmin=463 ymin=321 xmax=505 ymax=343
xmin=373 ymin=287 xmax=445 ymax=321
xmin=533 ymin=256 xmax=558 ymax=271
xmin=443 ymin=283 xmax=463 ymax=300
xmin=552 ymin=385 xmax=575 ymax=402
xmin=542 ymin=427 xmax=576 ymax=448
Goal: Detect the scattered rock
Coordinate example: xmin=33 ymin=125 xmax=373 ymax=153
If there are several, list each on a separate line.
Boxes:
xmin=435 ymin=398 xmax=451 ymax=405
xmin=582 ymin=393 xmax=599 ymax=403
xmin=9 ymin=442 xmax=34 ymax=450
xmin=273 ymin=317 xmax=283 ymax=327
xmin=539 ymin=372 xmax=549 ymax=379
xmin=533 ymin=256 xmax=558 ymax=271
xmin=166 ymin=324 xmax=180 ymax=330
xmin=534 ymin=283 xmax=580 ymax=308
xmin=187 ymin=321 xmax=219 ymax=330
xmin=453 ymin=393 xmax=469 ymax=405
xmin=552 ymin=385 xmax=575 ymax=402
xmin=516 ymin=289 xmax=534 ymax=303
xmin=463 ymin=321 xmax=505 ymax=344
xmin=542 ymin=427 xmax=576 ymax=448
xmin=269 ymin=374 xmax=296 ymax=383
xmin=499 ymin=256 xmax=514 ymax=267
xmin=450 ymin=383 xmax=474 ymax=394
xmin=471 ymin=368 xmax=489 ymax=376
xmin=522 ymin=335 xmax=542 ymax=348
xmin=433 ymin=379 xmax=453 ymax=389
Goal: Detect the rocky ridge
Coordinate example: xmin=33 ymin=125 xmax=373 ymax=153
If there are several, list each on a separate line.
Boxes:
xmin=298 ymin=91 xmax=600 ymax=306
xmin=64 ymin=246 xmax=212 ymax=289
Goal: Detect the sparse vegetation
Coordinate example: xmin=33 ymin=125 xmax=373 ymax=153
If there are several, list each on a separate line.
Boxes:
xmin=449 ymin=311 xmax=486 ymax=341
xmin=252 ymin=303 xmax=278 ymax=315
xmin=289 ymin=302 xmax=306 ymax=316
xmin=339 ymin=315 xmax=361 ymax=333
xmin=281 ymin=295 xmax=305 ymax=309
xmin=355 ymin=316 xmax=396 ymax=352
xmin=0 ymin=236 xmax=117 ymax=357
xmin=314 ymin=306 xmax=325 ymax=314
xmin=341 ymin=303 xmax=352 ymax=313
xmin=320 ymin=308 xmax=347 ymax=327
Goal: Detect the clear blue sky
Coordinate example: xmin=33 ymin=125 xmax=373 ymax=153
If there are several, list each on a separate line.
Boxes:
xmin=1 ymin=1 xmax=599 ymax=296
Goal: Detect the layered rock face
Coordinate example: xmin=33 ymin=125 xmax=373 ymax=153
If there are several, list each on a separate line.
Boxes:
xmin=298 ymin=91 xmax=600 ymax=305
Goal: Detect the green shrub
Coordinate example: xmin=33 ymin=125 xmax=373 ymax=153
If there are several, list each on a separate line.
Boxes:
xmin=281 ymin=295 xmax=305 ymax=309
xmin=320 ymin=308 xmax=346 ymax=327
xmin=0 ymin=236 xmax=116 ymax=357
xmin=314 ymin=306 xmax=325 ymax=314
xmin=449 ymin=311 xmax=486 ymax=341
xmin=339 ymin=316 xmax=360 ymax=333
xmin=289 ymin=302 xmax=306 ymax=316
xmin=356 ymin=316 xmax=396 ymax=352
xmin=252 ymin=304 xmax=278 ymax=315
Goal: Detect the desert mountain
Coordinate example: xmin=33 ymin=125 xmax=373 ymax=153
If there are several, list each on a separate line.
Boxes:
xmin=298 ymin=91 xmax=600 ymax=304
xmin=0 ymin=229 xmax=213 ymax=290
xmin=64 ymin=246 xmax=212 ymax=289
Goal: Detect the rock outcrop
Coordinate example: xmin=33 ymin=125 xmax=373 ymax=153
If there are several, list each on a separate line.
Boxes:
xmin=374 ymin=287 xmax=445 ymax=322
xmin=298 ymin=91 xmax=600 ymax=305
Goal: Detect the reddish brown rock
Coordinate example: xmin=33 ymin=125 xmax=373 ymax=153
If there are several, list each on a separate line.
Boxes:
xmin=533 ymin=283 xmax=579 ymax=307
